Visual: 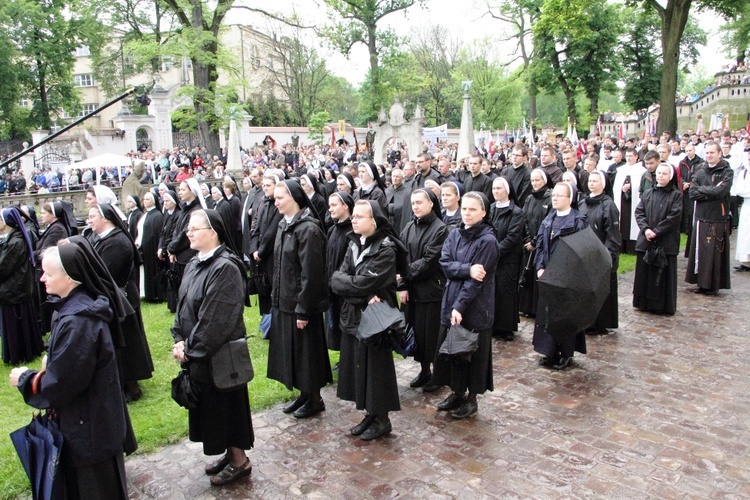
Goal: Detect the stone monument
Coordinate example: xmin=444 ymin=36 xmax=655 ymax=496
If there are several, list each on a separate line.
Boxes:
xmin=457 ymin=81 xmax=475 ymax=162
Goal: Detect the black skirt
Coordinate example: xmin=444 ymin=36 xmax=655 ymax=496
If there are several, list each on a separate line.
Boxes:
xmin=0 ymin=302 xmax=43 ymax=365
xmin=267 ymin=309 xmax=332 ymax=393
xmin=518 ymin=250 xmax=539 ymax=316
xmin=592 ymin=268 xmax=619 ymax=328
xmin=432 ymin=327 xmax=494 ymax=395
xmin=325 ymin=295 xmax=343 ymax=351
xmin=532 ymin=325 xmax=587 ymax=359
xmin=493 ymin=261 xmax=520 ymax=333
xmin=60 ymin=453 xmax=127 ymax=499
xmin=117 ymin=280 xmax=154 ymax=383
xmin=336 ymin=332 xmax=400 ymax=415
xmin=402 ymin=300 xmax=442 ymax=364
xmin=189 ymin=381 xmax=254 ymax=456
xmin=633 ymin=253 xmax=678 ymax=315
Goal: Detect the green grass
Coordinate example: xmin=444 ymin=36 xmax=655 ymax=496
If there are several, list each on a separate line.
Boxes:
xmin=617 ymin=234 xmax=688 ymax=275
xmin=0 ymin=301 xmax=339 ymax=500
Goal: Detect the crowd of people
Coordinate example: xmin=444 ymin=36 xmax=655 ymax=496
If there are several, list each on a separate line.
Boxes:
xmin=3 ymin=123 xmax=749 ymax=494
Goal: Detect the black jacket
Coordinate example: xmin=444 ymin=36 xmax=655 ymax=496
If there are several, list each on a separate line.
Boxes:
xmin=635 ymin=185 xmax=683 ymax=255
xmin=94 ymin=227 xmax=134 ymax=287
xmin=580 ymin=194 xmax=622 ymax=263
xmin=331 ymin=231 xmax=399 ymax=337
xmin=171 ymin=245 xmax=246 ymax=384
xmin=0 ymin=228 xmax=34 ymax=304
xmin=248 ymin=196 xmax=283 ymax=262
xmin=689 ymin=159 xmax=733 ymax=223
xmin=34 ymin=219 xmax=69 ymax=262
xmin=501 ymin=164 xmax=532 ymax=208
xmin=490 ymin=202 xmax=525 ymax=263
xmin=462 ymin=172 xmax=494 ymax=201
xmin=326 ymin=218 xmax=352 ymax=284
xmin=534 ymin=210 xmax=588 ymax=270
xmin=439 ymin=222 xmax=500 ymax=330
xmin=398 ymin=211 xmax=449 ymax=302
xmin=354 ymin=184 xmax=388 ymax=214
xmin=272 ymin=210 xmax=329 ymax=319
xmin=18 ymin=289 xmax=128 ymax=467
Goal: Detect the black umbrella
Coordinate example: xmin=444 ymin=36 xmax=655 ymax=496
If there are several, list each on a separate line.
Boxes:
xmin=438 ymin=323 xmax=479 ymax=363
xmin=643 ymin=244 xmax=668 ymax=286
xmin=10 ymin=412 xmax=63 ymax=500
xmin=536 ymin=226 xmax=611 ymax=342
xmin=357 ymin=301 xmax=406 ymax=349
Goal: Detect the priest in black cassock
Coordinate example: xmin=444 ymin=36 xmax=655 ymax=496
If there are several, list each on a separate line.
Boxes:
xmin=135 ymin=191 xmax=165 ymax=302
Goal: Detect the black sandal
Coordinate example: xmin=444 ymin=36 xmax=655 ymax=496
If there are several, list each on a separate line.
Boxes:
xmin=204 ymin=454 xmax=230 ymax=475
xmin=210 ymin=458 xmax=252 ymax=486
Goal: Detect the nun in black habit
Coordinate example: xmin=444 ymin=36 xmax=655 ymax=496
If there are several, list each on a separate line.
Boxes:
xmin=88 ymin=203 xmax=154 ymax=400
xmin=489 ymin=177 xmax=525 ymax=340
xmin=579 ymin=170 xmax=622 ymax=331
xmin=10 ymin=242 xmax=138 ymax=499
xmin=267 ymin=180 xmax=332 ymax=419
xmin=354 ymin=161 xmax=389 ymax=213
xmin=125 ymin=195 xmax=143 ymax=240
xmin=135 ymin=191 xmax=166 ymax=302
xmin=331 ymin=199 xmax=404 ymax=440
xmin=325 ymin=191 xmax=354 ymax=351
xmin=398 ymin=188 xmax=449 ymax=391
xmin=519 ymin=168 xmax=552 ymax=317
xmin=158 ymin=190 xmax=181 ymax=311
xmin=300 ymin=172 xmax=329 ymax=227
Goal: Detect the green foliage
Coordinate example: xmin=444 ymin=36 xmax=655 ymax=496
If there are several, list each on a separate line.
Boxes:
xmin=171 ymin=105 xmax=198 ymax=132
xmin=1 ymin=0 xmax=97 ymax=130
xmin=308 ymin=110 xmax=331 ymax=144
xmin=721 ymin=2 xmax=750 ymax=62
xmin=318 ymin=76 xmax=359 ymax=124
xmin=621 ymin=7 xmax=663 ymax=111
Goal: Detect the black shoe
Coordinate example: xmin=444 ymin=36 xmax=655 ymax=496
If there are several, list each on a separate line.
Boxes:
xmin=350 ymin=414 xmax=377 ymax=436
xmin=422 ymin=381 xmax=442 ymax=393
xmin=409 ymin=371 xmax=432 ymax=388
xmin=451 ymin=401 xmax=478 ymax=419
xmin=124 ymin=382 xmax=143 ymax=403
xmin=552 ymin=357 xmax=572 ymax=370
xmin=359 ymin=417 xmax=392 ymax=441
xmin=734 ymin=265 xmax=750 ymax=272
xmin=282 ymin=394 xmax=308 ymax=414
xmin=538 ymin=356 xmax=553 ymax=367
xmin=495 ymin=331 xmax=515 ymax=341
xmin=437 ymin=393 xmax=466 ymax=411
xmin=204 ymin=454 xmax=230 ymax=475
xmin=293 ymin=398 xmax=325 ymax=419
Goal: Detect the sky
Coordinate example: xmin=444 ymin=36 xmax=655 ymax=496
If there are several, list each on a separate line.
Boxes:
xmin=229 ymin=0 xmax=734 ymax=88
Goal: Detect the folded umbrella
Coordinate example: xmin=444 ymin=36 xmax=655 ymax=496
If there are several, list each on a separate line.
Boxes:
xmin=438 ymin=323 xmax=479 ymax=363
xmin=10 ymin=412 xmax=63 ymax=500
xmin=536 ymin=226 xmax=611 ymax=342
xmin=357 ymin=301 xmax=407 ymax=349
xmin=643 ymin=244 xmax=668 ymax=286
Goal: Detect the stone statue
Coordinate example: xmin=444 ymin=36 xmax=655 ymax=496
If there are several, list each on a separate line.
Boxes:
xmin=378 ymin=107 xmax=388 ymax=124
xmin=389 ymin=98 xmax=406 ymax=127
xmin=462 ymin=80 xmax=473 ymax=96
xmin=413 ymin=104 xmax=424 ymax=122
xmin=121 ymin=161 xmax=147 ymax=207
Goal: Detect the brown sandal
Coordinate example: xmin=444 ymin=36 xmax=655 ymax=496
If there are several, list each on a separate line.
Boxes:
xmin=204 ymin=454 xmax=230 ymax=475
xmin=210 ymin=458 xmax=252 ymax=486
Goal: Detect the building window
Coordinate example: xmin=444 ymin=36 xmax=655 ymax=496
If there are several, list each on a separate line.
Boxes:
xmin=74 ymin=46 xmax=91 ymax=57
xmin=78 ymin=103 xmax=98 ymax=117
xmin=74 ymin=74 xmax=95 ymax=87
xmin=252 ymin=46 xmax=261 ymax=69
xmin=19 ymin=98 xmax=29 ymax=108
xmin=160 ymin=56 xmax=173 ymax=72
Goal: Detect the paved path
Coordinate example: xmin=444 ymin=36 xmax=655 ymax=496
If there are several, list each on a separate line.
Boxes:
xmin=126 ymin=252 xmax=750 ymax=499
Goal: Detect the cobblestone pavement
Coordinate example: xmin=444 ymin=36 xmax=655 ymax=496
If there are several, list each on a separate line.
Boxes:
xmin=126 ymin=253 xmax=750 ymax=499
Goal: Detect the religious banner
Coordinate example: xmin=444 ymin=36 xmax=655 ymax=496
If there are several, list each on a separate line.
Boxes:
xmin=422 ymin=124 xmax=448 ymax=139
xmin=338 ymin=120 xmax=346 ymax=136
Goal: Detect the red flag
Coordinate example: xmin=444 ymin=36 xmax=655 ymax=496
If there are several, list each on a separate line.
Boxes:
xmin=331 ymin=127 xmax=336 ymax=148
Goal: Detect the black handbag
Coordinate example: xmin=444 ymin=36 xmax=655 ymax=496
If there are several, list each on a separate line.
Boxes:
xmin=252 ymin=271 xmax=271 ymax=296
xmin=210 ymin=337 xmax=254 ymax=391
xmin=171 ymin=367 xmax=201 ymax=409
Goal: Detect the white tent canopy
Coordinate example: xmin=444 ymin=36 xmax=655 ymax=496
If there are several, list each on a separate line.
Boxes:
xmin=67 ymin=153 xmax=135 ymax=186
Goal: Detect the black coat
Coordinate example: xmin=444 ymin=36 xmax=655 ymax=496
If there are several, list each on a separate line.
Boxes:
xmin=331 ymin=231 xmax=399 ymax=337
xmin=127 ymin=208 xmax=142 ymax=240
xmin=501 ymin=164 xmax=532 ymax=208
xmin=386 ymin=184 xmax=411 ymax=235
xmin=0 ymin=228 xmax=34 ymax=304
xmin=490 ymin=202 xmax=525 ymax=263
xmin=159 ymin=209 xmax=179 ymax=257
xmin=439 ymin=223 xmax=500 ymax=330
xmin=635 ymin=185 xmax=683 ymax=255
xmin=462 ymin=172 xmax=494 ymax=201
xmin=580 ymin=194 xmax=622 ymax=262
xmin=522 ymin=188 xmax=552 ymax=247
xmin=271 ymin=210 xmax=329 ymax=319
xmin=354 ymin=184 xmax=388 ymax=214
xmin=34 ymin=220 xmax=69 ymax=262
xmin=399 ymin=211 xmax=449 ymax=302
xmin=18 ymin=289 xmax=128 ymax=467
xmin=534 ymin=210 xmax=589 ymax=271
xmin=241 ymin=185 xmax=262 ymax=257
xmin=171 ymin=245 xmax=246 ymax=384
xmin=309 ymin=192 xmax=329 ymax=227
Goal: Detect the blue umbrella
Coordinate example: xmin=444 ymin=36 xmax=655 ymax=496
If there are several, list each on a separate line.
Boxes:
xmin=10 ymin=413 xmax=63 ymax=500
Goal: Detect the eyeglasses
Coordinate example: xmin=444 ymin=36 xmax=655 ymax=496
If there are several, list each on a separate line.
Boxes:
xmin=186 ymin=227 xmax=212 ymax=233
xmin=349 ymin=215 xmax=372 ymax=221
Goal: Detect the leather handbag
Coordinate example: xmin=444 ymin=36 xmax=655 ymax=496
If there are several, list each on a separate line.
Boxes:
xmin=210 ymin=337 xmax=254 ymax=391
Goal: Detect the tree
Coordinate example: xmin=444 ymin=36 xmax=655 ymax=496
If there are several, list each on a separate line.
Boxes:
xmin=642 ymin=0 xmax=741 ymax=134
xmin=3 ymin=0 xmax=93 ymax=130
xmin=483 ymin=0 xmax=542 ymax=123
xmin=409 ymin=25 xmax=462 ymax=127
xmin=307 ymin=110 xmax=330 ymax=145
xmin=721 ymin=2 xmax=750 ymax=64
xmin=531 ymin=0 xmax=622 ymax=124
xmin=621 ymin=8 xmax=663 ymax=111
xmin=322 ymin=0 xmax=420 ymax=120
xmin=259 ymin=28 xmax=332 ymax=126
